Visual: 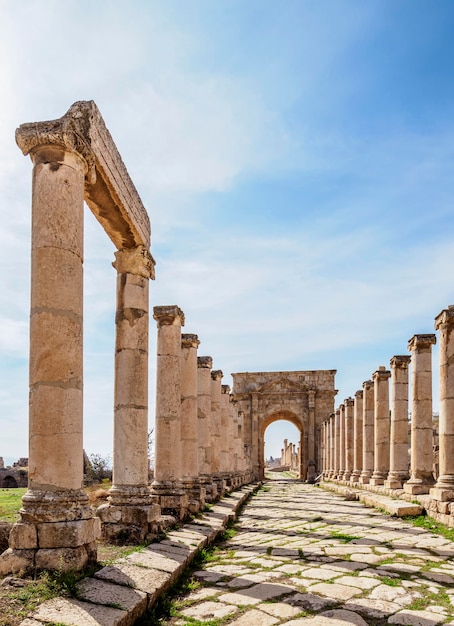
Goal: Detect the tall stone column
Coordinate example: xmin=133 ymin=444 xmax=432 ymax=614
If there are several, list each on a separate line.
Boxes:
xmin=329 ymin=413 xmax=335 ymax=478
xmin=359 ymin=380 xmax=374 ymax=484
xmin=221 ymin=385 xmax=233 ymax=488
xmin=342 ymin=398 xmax=354 ymax=481
xmin=5 ymin=144 xmax=100 ymax=574
xmin=181 ymin=334 xmax=205 ymax=512
xmin=338 ymin=404 xmax=346 ymax=481
xmin=431 ymin=307 xmax=454 ymax=501
xmin=251 ymin=392 xmax=260 ymax=480
xmin=404 ymin=335 xmax=436 ymax=495
xmin=97 ymin=246 xmax=158 ymax=543
xmin=322 ymin=420 xmax=328 ymax=476
xmin=351 ymin=391 xmax=363 ymax=483
xmin=211 ymin=370 xmax=224 ymax=497
xmin=386 ymin=355 xmax=411 ymax=490
xmin=197 ymin=356 xmax=217 ymax=502
xmin=229 ymin=395 xmax=239 ymax=486
xmin=370 ymin=366 xmax=391 ymax=486
xmin=334 ymin=408 xmax=340 ymax=479
xmin=151 ymin=306 xmax=188 ymax=520
xmin=307 ymin=390 xmax=316 ymax=482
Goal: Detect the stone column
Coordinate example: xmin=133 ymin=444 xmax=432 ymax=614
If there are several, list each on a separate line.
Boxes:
xmin=97 ymin=246 xmax=158 ymax=543
xmin=211 ymin=370 xmax=224 ymax=497
xmin=322 ymin=420 xmax=328 ymax=476
xmin=221 ymin=385 xmax=233 ymax=488
xmin=307 ymin=389 xmax=316 ymax=482
xmin=386 ymin=355 xmax=411 ymax=490
xmin=329 ymin=413 xmax=335 ymax=478
xmin=359 ymin=380 xmax=374 ymax=484
xmin=351 ymin=391 xmax=363 ymax=483
xmin=5 ymin=143 xmax=100 ymax=574
xmin=334 ymin=408 xmax=340 ymax=478
xmin=404 ymin=335 xmax=436 ymax=495
xmin=342 ymin=398 xmax=354 ymax=481
xmin=251 ymin=392 xmax=260 ymax=480
xmin=197 ymin=356 xmax=217 ymax=502
xmin=370 ymin=366 xmax=391 ymax=486
xmin=229 ymin=395 xmax=239 ymax=486
xmin=151 ymin=306 xmax=188 ymax=520
xmin=181 ymin=334 xmax=205 ymax=512
xmin=431 ymin=307 xmax=454 ymax=501
xmin=338 ymin=404 xmax=346 ymax=480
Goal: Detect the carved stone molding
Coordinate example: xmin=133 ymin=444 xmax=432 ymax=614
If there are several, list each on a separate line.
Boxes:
xmin=182 ymin=334 xmax=200 ymax=349
xmin=112 ymin=245 xmax=155 ymax=279
xmin=372 ymin=366 xmax=391 ymax=382
xmin=390 ymin=355 xmax=411 ymax=368
xmin=211 ymin=370 xmax=223 ymax=382
xmin=435 ymin=305 xmax=454 ymax=330
xmin=197 ymin=356 xmax=213 ymax=369
xmin=222 ymin=385 xmax=231 ymax=394
xmin=408 ymin=334 xmax=436 ymax=351
xmin=16 ymin=100 xmax=151 ymax=249
xmin=153 ymin=305 xmax=185 ymax=327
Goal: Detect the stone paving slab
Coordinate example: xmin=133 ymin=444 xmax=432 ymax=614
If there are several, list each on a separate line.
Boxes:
xmin=20 ymin=484 xmax=257 ymax=626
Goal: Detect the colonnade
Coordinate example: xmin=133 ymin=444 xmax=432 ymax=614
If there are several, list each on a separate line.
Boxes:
xmin=321 ymin=307 xmax=454 ymax=519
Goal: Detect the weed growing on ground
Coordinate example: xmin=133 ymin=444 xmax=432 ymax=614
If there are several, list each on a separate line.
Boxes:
xmin=380 ymin=576 xmax=400 ymax=586
xmin=402 ymin=514 xmax=454 ymax=542
xmin=329 ymin=531 xmax=361 ymax=543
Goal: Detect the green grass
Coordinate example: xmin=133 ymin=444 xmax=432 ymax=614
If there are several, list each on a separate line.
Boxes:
xmin=329 ymin=531 xmax=361 ymax=543
xmin=402 ymin=514 xmax=454 ymax=542
xmin=0 ymin=487 xmax=27 ymax=522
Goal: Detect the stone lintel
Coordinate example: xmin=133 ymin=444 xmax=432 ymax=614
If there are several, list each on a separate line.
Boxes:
xmin=372 ymin=366 xmax=391 ymax=381
xmin=153 ymin=305 xmax=185 ymax=326
xmin=211 ymin=370 xmax=223 ymax=381
xmin=390 ymin=354 xmax=411 ymax=368
xmin=181 ymin=334 xmax=200 ymax=349
xmin=408 ymin=334 xmax=437 ymax=351
xmin=197 ymin=356 xmax=213 ymax=369
xmin=16 ymin=100 xmax=151 ymax=249
xmin=222 ymin=385 xmax=231 ymax=394
xmin=355 ymin=390 xmax=363 ymax=399
xmin=344 ymin=397 xmax=354 ymax=407
xmin=112 ymin=246 xmax=155 ymax=279
xmin=435 ymin=305 xmax=454 ymax=330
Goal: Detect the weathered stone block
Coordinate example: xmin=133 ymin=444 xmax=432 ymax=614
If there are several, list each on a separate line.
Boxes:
xmin=35 ymin=545 xmax=89 ymax=571
xmin=9 ymin=522 xmax=37 ymax=549
xmin=37 ymin=518 xmax=99 ymax=548
xmin=0 ymin=548 xmax=34 ymax=576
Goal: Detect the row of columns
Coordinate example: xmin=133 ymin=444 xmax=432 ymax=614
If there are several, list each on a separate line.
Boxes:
xmin=321 ymin=307 xmax=454 ymax=505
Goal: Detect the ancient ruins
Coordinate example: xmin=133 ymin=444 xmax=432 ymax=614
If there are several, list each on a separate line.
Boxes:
xmin=2 ymin=101 xmax=454 ymax=579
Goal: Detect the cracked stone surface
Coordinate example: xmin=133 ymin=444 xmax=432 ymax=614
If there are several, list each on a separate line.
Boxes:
xmin=160 ymin=480 xmax=454 ymax=625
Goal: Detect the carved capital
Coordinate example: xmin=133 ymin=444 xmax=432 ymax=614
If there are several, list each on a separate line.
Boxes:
xmin=197 ymin=356 xmax=213 ymax=369
xmin=435 ymin=305 xmax=454 ymax=331
xmin=355 ymin=390 xmax=363 ymax=399
xmin=390 ymin=355 xmax=411 ymax=369
xmin=345 ymin=397 xmax=354 ymax=407
xmin=222 ymin=385 xmax=231 ymax=394
xmin=362 ymin=379 xmax=373 ymax=391
xmin=112 ymin=246 xmax=155 ymax=279
xmin=181 ymin=333 xmax=200 ymax=349
xmin=153 ymin=305 xmax=185 ymax=327
xmin=372 ymin=366 xmax=391 ymax=382
xmin=211 ymin=370 xmax=223 ymax=382
xmin=408 ymin=334 xmax=436 ymax=351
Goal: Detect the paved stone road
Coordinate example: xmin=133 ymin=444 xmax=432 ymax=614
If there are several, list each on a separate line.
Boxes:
xmin=161 ymin=480 xmax=454 ymax=626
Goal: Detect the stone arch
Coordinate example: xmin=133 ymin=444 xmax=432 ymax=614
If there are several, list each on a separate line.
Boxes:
xmin=3 ymin=475 xmax=18 ymax=489
xmin=261 ymin=410 xmax=305 ymax=480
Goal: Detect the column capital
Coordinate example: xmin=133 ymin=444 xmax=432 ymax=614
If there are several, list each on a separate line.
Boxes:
xmin=408 ymin=334 xmax=436 ymax=351
xmin=211 ymin=370 xmax=223 ymax=382
xmin=390 ymin=354 xmax=411 ymax=368
xmin=153 ymin=305 xmax=185 ymax=327
xmin=113 ymin=246 xmax=156 ymax=279
xmin=222 ymin=385 xmax=231 ymax=394
xmin=181 ymin=333 xmax=200 ymax=349
xmin=344 ymin=397 xmax=354 ymax=407
xmin=372 ymin=366 xmax=391 ymax=381
xmin=355 ymin=390 xmax=363 ymax=399
xmin=435 ymin=305 xmax=454 ymax=330
xmin=362 ymin=379 xmax=373 ymax=391
xmin=197 ymin=356 xmax=212 ymax=369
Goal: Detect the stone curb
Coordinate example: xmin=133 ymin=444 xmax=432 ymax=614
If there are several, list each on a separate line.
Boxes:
xmin=321 ymin=482 xmax=424 ymax=516
xmin=20 ymin=484 xmax=260 ymax=626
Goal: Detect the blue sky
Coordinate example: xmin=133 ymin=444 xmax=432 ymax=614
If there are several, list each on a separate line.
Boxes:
xmin=1 ymin=0 xmax=454 ymax=465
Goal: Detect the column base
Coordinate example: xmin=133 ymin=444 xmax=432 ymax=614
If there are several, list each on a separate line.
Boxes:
xmin=359 ymin=471 xmax=371 ymax=485
xmin=200 ymin=476 xmax=218 ymax=504
xmin=151 ymin=481 xmax=189 ymax=521
xmin=384 ymin=472 xmax=408 ymax=490
xmin=369 ymin=472 xmax=386 ymax=486
xmin=212 ymin=475 xmax=226 ymax=500
xmin=1 ymin=488 xmax=100 ymax=575
xmin=430 ymin=479 xmax=454 ymax=502
xmin=342 ymin=471 xmax=352 ymax=482
xmin=404 ymin=477 xmax=434 ymax=496
xmin=350 ymin=470 xmax=361 ymax=483
xmin=181 ymin=478 xmax=206 ymax=514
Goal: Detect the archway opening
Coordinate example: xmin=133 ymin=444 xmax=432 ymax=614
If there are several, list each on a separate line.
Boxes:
xmin=261 ymin=410 xmax=304 ymax=480
xmin=4 ymin=475 xmax=18 ymax=489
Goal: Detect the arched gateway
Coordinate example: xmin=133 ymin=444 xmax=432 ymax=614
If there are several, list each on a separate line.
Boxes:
xmin=232 ymin=370 xmax=337 ymax=482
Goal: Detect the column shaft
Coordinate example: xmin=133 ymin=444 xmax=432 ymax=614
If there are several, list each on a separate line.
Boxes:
xmin=359 ymin=380 xmax=374 ymax=484
xmin=386 ymin=355 xmax=411 ymax=490
xmin=351 ymin=391 xmax=363 ymax=482
xmin=343 ymin=398 xmax=354 ymax=481
xmin=370 ymin=366 xmax=391 ymax=485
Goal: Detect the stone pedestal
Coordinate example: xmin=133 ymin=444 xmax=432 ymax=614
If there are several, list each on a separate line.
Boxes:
xmin=181 ymin=334 xmax=205 ymax=513
xmin=351 ymin=391 xmax=363 ymax=483
xmin=197 ymin=357 xmax=217 ymax=503
xmin=386 ymin=355 xmax=411 ymax=490
xmin=359 ymin=380 xmax=374 ymax=484
xmin=405 ymin=335 xmax=436 ymax=495
xmin=431 ymin=307 xmax=454 ymax=501
xmin=342 ymin=398 xmax=354 ymax=481
xmin=97 ymin=247 xmax=158 ymax=544
xmin=370 ymin=367 xmax=391 ymax=486
xmin=151 ymin=306 xmax=188 ymax=521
